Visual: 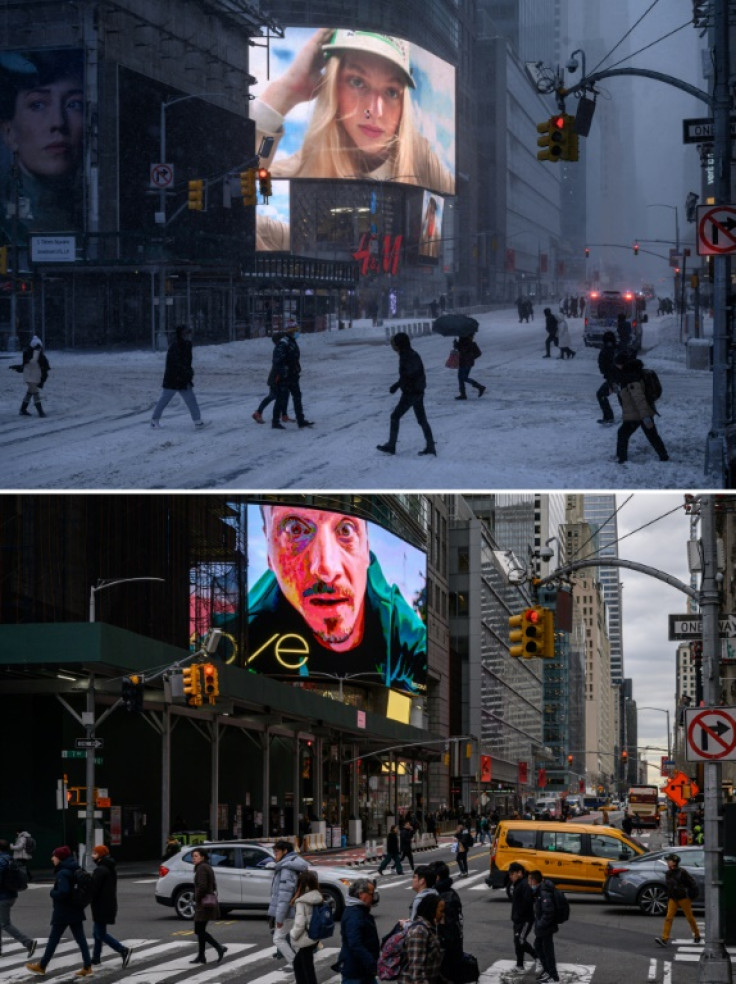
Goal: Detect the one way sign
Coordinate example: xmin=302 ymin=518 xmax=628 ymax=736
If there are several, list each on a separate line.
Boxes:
xmin=685 ymin=706 xmax=736 ymax=761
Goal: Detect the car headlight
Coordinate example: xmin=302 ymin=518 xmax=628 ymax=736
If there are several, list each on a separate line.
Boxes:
xmin=339 ymin=878 xmax=352 ymax=887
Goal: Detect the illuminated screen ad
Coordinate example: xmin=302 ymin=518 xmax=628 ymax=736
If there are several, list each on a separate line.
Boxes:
xmin=190 ymin=503 xmax=428 ymax=696
xmin=418 ymin=189 xmax=444 ymax=261
xmin=249 ymin=27 xmax=455 ymax=195
xmin=0 ymin=49 xmax=84 ymax=239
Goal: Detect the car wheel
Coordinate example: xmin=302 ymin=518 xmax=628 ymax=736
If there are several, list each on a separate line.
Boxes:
xmin=637 ymin=883 xmax=668 ymax=916
xmin=321 ymin=886 xmax=344 ymax=920
xmin=174 ymin=886 xmax=196 ymax=920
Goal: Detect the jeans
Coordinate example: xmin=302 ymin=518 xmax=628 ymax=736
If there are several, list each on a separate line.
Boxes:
xmin=294 ymin=944 xmax=318 ymax=984
xmin=378 ymin=851 xmax=403 ymax=874
xmin=596 ymin=381 xmax=614 ymax=420
xmin=457 ymin=367 xmax=482 ymax=397
xmin=513 ymin=926 xmax=537 ymax=967
xmin=456 ymin=850 xmax=468 ymax=875
xmin=388 ymin=393 xmax=434 ymax=450
xmin=152 ymin=386 xmax=201 ymax=423
xmin=0 ymin=897 xmax=32 ymax=948
xmin=616 ymin=420 xmax=668 ymax=462
xmin=274 ymin=380 xmax=305 ymax=425
xmin=534 ymin=934 xmax=557 ymax=979
xmin=92 ymin=921 xmax=124 ymax=960
xmin=40 ymin=922 xmax=91 ymax=969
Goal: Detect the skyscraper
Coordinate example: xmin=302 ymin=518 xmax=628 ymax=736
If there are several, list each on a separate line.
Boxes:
xmin=583 ymin=495 xmax=624 ymax=686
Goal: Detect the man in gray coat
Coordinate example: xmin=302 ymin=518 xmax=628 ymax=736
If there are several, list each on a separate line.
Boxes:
xmin=268 ymin=840 xmax=308 ymax=966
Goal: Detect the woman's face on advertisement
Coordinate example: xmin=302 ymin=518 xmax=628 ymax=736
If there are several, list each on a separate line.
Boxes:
xmin=3 ymin=77 xmax=83 ymax=178
xmin=336 ymin=52 xmax=405 ymax=161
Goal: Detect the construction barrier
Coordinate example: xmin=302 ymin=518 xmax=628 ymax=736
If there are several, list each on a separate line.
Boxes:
xmin=385 ymin=321 xmax=432 ymax=343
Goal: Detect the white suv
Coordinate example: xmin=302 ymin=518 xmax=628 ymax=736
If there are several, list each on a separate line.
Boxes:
xmin=155 ymin=841 xmax=356 ymax=920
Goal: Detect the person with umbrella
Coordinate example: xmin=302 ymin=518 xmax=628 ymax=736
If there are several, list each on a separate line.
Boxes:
xmin=377 ymin=332 xmax=435 ymax=456
xmin=453 ymin=334 xmax=485 ymax=399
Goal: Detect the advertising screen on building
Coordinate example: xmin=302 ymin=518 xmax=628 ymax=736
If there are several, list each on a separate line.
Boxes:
xmin=418 ymin=189 xmax=444 ymax=261
xmin=0 ymin=48 xmax=85 ymax=240
xmin=249 ymin=27 xmax=455 ymax=196
xmin=190 ymin=502 xmax=428 ymax=696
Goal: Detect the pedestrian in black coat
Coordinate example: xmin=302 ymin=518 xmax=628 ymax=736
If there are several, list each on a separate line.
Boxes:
xmin=377 ymin=332 xmax=436 ymax=456
xmin=26 ymin=846 xmax=92 ymax=976
xmin=508 ymin=862 xmax=537 ymax=970
xmin=253 ymin=333 xmax=293 ymax=424
xmin=430 ymin=861 xmax=464 ymax=981
xmin=528 ymin=870 xmax=559 ymax=983
xmin=151 ymin=325 xmax=206 ymax=429
xmin=271 ymin=328 xmax=313 ymax=430
xmin=454 ymin=335 xmax=486 ymax=399
xmin=596 ymin=331 xmax=618 ymax=424
xmin=400 ymin=822 xmax=415 ymax=872
xmin=543 ymin=309 xmax=558 ymax=357
xmin=377 ymin=825 xmax=403 ymax=875
xmin=90 ymin=845 xmax=131 ymax=967
xmin=190 ymin=848 xmax=226 ymax=965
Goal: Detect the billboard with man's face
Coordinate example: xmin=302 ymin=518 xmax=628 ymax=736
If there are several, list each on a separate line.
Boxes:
xmin=0 ymin=48 xmax=85 ymax=240
xmin=250 ymin=27 xmax=455 ymax=195
xmin=190 ymin=502 xmax=427 ymax=696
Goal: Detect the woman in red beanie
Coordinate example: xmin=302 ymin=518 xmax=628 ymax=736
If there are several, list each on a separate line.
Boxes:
xmin=90 ymin=845 xmax=131 ymax=968
xmin=26 ymin=847 xmax=92 ymax=977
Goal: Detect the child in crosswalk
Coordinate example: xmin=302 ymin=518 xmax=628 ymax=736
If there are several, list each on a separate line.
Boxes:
xmin=289 ymin=871 xmax=323 ymax=984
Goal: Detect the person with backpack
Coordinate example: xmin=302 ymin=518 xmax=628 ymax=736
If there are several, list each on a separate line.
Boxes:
xmin=612 ymin=354 xmax=669 ymax=464
xmin=271 ymin=325 xmax=314 ymax=431
xmin=377 ymin=332 xmax=436 ymax=457
xmin=428 ymin=861 xmax=464 ymax=982
xmin=453 ymin=334 xmax=486 ymax=400
xmin=654 ymin=853 xmax=700 ymax=948
xmin=454 ymin=824 xmax=473 ymax=878
xmin=408 ymin=866 xmax=438 ymax=920
xmin=397 ymin=893 xmax=444 ymax=984
xmin=507 ymin=862 xmax=537 ymax=975
xmin=377 ymin=825 xmax=403 ymax=876
xmin=26 ymin=845 xmax=93 ymax=977
xmin=289 ymin=871 xmax=324 ymax=984
xmin=337 ymin=878 xmax=380 ymax=984
xmin=269 ymin=839 xmax=308 ymax=968
xmin=528 ymin=869 xmax=560 ymax=984
xmin=190 ymin=848 xmax=227 ymax=965
xmin=0 ymin=838 xmax=36 ymax=959
xmin=89 ymin=845 xmax=132 ymax=968
xmin=11 ymin=830 xmax=35 ymax=881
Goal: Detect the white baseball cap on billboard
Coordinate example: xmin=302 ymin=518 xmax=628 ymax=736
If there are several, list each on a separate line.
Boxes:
xmin=322 ymin=30 xmax=415 ymax=89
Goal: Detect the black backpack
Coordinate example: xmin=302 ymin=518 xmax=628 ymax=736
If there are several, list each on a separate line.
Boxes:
xmin=641 ymin=367 xmax=662 ymax=406
xmin=71 ymin=867 xmax=94 ymax=907
xmin=2 ymin=859 xmax=29 ymax=892
xmin=552 ymin=886 xmax=570 ymax=924
xmin=24 ymin=835 xmax=36 ymax=854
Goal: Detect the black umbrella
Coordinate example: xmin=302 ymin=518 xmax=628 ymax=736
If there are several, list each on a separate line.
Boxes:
xmin=431 ymin=314 xmax=479 ymax=337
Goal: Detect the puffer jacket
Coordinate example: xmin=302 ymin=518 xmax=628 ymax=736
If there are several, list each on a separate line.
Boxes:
xmin=616 ymin=359 xmax=654 ymax=422
xmin=50 ymin=856 xmax=86 ymax=925
xmin=268 ymin=850 xmax=308 ymax=923
xmin=397 ymin=349 xmax=426 ymax=395
xmin=289 ymin=888 xmax=323 ymax=950
xmin=337 ymin=897 xmax=379 ymax=980
xmin=162 ymin=338 xmax=194 ymax=390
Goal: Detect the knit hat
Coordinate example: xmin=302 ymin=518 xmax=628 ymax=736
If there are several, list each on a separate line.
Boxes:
xmin=92 ymin=844 xmax=109 ymax=857
xmin=322 ymin=30 xmax=415 ymax=89
xmin=30 ymin=334 xmax=43 ymax=349
xmin=52 ymin=846 xmax=72 ymax=860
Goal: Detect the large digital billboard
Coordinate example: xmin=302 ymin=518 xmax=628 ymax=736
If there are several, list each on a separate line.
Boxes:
xmin=0 ymin=49 xmax=84 ymax=240
xmin=190 ymin=502 xmax=427 ymax=696
xmin=249 ymin=27 xmax=455 ymax=195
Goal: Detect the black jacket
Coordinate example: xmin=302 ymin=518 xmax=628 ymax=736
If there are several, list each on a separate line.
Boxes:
xmin=396 ymin=349 xmax=426 ymax=396
xmin=338 ymin=900 xmax=380 ymax=979
xmin=162 ymin=339 xmax=194 ymax=390
xmin=598 ymin=342 xmax=618 ymax=382
xmin=435 ymin=875 xmax=463 ymax=949
xmin=91 ymin=855 xmax=118 ymax=924
xmin=386 ymin=831 xmax=400 ymax=855
xmin=665 ymin=865 xmax=697 ymax=901
xmin=50 ymin=857 xmax=86 ymax=925
xmin=273 ymin=334 xmax=301 ymax=384
xmin=532 ymin=879 xmax=558 ymax=938
xmin=544 ymin=312 xmax=558 ymax=336
xmin=510 ymin=876 xmax=535 ymax=933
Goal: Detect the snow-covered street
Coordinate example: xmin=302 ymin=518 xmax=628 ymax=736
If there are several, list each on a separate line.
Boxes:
xmin=0 ymin=307 xmax=712 ymax=490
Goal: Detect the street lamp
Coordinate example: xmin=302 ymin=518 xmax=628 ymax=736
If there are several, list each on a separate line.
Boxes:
xmin=639 ymin=706 xmax=672 ymax=761
xmin=83 ymin=576 xmax=164 ymax=868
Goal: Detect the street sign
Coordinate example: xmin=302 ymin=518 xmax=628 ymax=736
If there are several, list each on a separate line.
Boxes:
xmin=149 ymin=163 xmax=174 ymax=189
xmin=685 ymin=706 xmax=736 ymax=761
xmin=663 ymin=770 xmax=699 ymax=806
xmin=668 ymin=612 xmax=736 ymax=640
xmin=697 ymin=205 xmax=736 ymax=256
xmin=74 ymin=737 xmax=104 ymax=750
xmin=682 ymin=116 xmax=736 ymax=144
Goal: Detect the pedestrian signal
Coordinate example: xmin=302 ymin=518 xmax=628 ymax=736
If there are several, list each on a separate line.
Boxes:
xmin=257 ymin=167 xmax=272 ymax=200
xmin=182 ymin=665 xmax=202 ymax=706
xmin=202 ymin=662 xmax=219 ymax=703
xmin=187 ymin=179 xmax=205 ymax=211
xmin=240 ymin=169 xmax=257 ymax=206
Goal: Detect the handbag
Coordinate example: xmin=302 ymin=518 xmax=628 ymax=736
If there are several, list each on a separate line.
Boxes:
xmin=454 ymin=953 xmax=480 ymax=984
xmin=450 ymin=841 xmax=459 ymax=854
xmin=201 ymin=892 xmax=218 ymax=906
xmin=445 ymin=349 xmax=459 ymax=369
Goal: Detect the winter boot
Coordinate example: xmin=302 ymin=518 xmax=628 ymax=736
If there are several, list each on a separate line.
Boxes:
xmin=35 ymin=401 xmax=46 ymax=417
xmin=19 ymin=399 xmax=31 ymax=416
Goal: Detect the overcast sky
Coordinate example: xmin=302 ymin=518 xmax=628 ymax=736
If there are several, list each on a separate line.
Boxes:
xmin=615 ymin=492 xmax=697 ymax=782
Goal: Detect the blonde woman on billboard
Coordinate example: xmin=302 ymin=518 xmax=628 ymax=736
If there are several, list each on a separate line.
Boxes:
xmin=251 ymin=28 xmax=454 ymax=195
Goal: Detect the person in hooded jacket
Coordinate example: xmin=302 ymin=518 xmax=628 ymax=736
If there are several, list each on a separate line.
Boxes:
xmin=613 ymin=354 xmax=669 ymax=464
xmin=271 ymin=327 xmax=314 ymax=430
xmin=377 ymin=332 xmax=436 ymax=456
xmin=336 ymin=878 xmax=379 ymax=984
xmin=528 ymin=869 xmax=559 ymax=984
xmin=252 ymin=332 xmax=293 ymax=424
xmin=190 ymin=848 xmax=226 ymax=965
xmin=596 ymin=330 xmax=618 ymax=425
xmin=26 ymin=846 xmax=92 ymax=977
xmin=289 ymin=870 xmax=323 ymax=984
xmin=507 ymin=862 xmax=537 ymax=973
xmin=10 ymin=335 xmax=50 ymax=417
xmin=269 ymin=839 xmax=309 ymax=966
xmin=89 ymin=845 xmax=131 ymax=968
xmin=151 ymin=325 xmax=207 ymax=429
xmin=0 ymin=837 xmax=36 ymax=960
xmin=453 ymin=334 xmax=485 ymax=399
xmin=428 ymin=861 xmax=464 ymax=982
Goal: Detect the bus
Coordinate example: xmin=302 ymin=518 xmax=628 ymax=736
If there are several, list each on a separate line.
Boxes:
xmin=628 ymin=785 xmax=660 ymax=827
xmin=583 ymin=289 xmax=646 ymax=353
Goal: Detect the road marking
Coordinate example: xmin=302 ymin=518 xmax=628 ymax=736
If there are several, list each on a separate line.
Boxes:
xmin=451 ymin=871 xmax=490 ymax=890
xmin=478 ymin=959 xmax=595 ymax=984
xmin=198 ymin=947 xmax=340 ymax=984
xmin=647 ymin=958 xmax=657 ymax=980
xmin=663 ymin=959 xmax=672 ymax=984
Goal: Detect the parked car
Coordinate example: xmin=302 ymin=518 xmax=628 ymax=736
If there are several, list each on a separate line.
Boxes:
xmin=487 ymin=820 xmax=644 ymax=894
xmin=155 ymin=840 xmax=356 ymax=920
xmin=604 ymin=845 xmax=710 ymax=915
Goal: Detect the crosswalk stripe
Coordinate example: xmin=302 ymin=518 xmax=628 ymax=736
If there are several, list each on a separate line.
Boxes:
xmin=235 ymin=948 xmax=339 ymax=984
xmin=452 ymin=871 xmax=489 ymax=890
xmin=478 ymin=959 xmax=595 ymax=984
xmin=0 ymin=941 xmax=184 ymax=983
xmin=123 ymin=943 xmax=255 ymax=984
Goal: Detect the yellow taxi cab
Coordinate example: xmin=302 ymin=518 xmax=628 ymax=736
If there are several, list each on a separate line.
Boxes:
xmin=487 ymin=819 xmax=645 ymax=893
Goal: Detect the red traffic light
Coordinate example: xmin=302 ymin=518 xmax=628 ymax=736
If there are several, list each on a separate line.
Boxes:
xmin=633 ymin=243 xmax=639 ymax=256
xmin=526 ymin=608 xmax=540 ymax=623
xmin=257 ymin=167 xmax=269 ymax=180
xmin=552 ymin=116 xmax=565 ymax=130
